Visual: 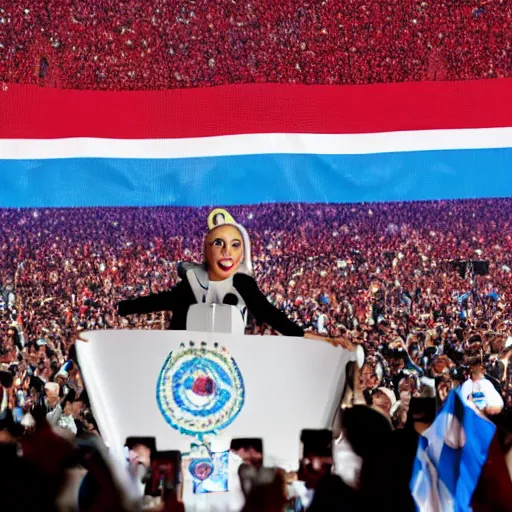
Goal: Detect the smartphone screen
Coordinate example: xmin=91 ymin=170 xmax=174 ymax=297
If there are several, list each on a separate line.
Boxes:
xmin=190 ymin=451 xmax=229 ymax=494
xmin=297 ymin=429 xmax=333 ymax=489
xmin=146 ymin=451 xmax=181 ymax=498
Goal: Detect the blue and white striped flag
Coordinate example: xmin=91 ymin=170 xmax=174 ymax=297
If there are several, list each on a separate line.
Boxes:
xmin=410 ymin=387 xmax=496 ymax=512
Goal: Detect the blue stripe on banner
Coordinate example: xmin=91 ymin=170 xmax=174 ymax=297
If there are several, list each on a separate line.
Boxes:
xmin=1 ymin=147 xmax=511 ymax=207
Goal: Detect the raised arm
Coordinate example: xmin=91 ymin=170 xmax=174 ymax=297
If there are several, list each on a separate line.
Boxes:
xmin=117 ymin=280 xmax=194 ymax=317
xmin=234 ymin=273 xmax=355 ymax=349
xmin=233 ymin=273 xmax=304 ymax=337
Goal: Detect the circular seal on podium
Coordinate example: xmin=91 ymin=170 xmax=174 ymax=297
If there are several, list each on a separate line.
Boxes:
xmin=156 ymin=344 xmax=245 ymax=439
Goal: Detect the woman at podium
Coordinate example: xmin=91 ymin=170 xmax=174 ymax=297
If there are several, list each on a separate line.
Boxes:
xmin=117 ymin=209 xmax=349 ymax=347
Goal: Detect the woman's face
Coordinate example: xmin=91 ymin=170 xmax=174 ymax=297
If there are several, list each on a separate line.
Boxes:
xmin=361 ymin=364 xmax=379 ymax=390
xmin=205 ymin=225 xmax=244 ymax=281
xmin=372 ymin=391 xmax=392 ymax=415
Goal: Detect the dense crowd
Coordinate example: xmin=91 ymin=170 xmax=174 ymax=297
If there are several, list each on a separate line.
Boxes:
xmin=1 ymin=198 xmax=512 ymax=509
xmin=1 ymin=198 xmax=511 ymax=414
xmin=1 ymin=1 xmax=512 ymax=90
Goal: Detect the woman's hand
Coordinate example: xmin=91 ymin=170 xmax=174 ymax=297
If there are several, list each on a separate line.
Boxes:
xmin=304 ymin=332 xmax=355 ymax=351
xmin=73 ymin=327 xmax=89 ymax=343
xmin=328 ymin=336 xmax=356 ymax=351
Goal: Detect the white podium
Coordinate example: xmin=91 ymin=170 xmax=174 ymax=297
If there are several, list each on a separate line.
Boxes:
xmin=186 ymin=304 xmax=246 ymax=334
xmin=77 ymin=331 xmax=355 ymax=471
xmin=76 ymin=303 xmax=360 ymax=510
xmin=77 ymin=320 xmax=358 ymax=511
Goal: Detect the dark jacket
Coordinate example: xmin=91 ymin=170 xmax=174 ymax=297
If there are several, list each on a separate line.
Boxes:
xmin=117 ymin=273 xmax=304 ymax=337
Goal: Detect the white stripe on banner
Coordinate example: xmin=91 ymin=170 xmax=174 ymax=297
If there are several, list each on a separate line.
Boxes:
xmin=1 ymin=127 xmax=512 ymax=160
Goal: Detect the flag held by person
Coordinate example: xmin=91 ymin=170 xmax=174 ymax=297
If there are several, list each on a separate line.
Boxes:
xmin=410 ymin=387 xmax=496 ymax=512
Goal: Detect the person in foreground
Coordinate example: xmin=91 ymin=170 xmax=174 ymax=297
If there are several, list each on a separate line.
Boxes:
xmin=117 ymin=208 xmax=352 ymax=348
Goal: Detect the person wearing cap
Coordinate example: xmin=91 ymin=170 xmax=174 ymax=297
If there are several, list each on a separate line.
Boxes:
xmin=118 ymin=208 xmax=351 ymax=347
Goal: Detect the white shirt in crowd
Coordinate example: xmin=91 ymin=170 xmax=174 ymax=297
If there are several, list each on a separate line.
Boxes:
xmin=317 ymin=313 xmax=328 ymax=335
xmin=460 ymin=377 xmax=504 ymax=410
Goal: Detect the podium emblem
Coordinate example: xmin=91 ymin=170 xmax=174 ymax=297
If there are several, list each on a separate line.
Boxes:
xmin=156 ymin=344 xmax=245 ymax=438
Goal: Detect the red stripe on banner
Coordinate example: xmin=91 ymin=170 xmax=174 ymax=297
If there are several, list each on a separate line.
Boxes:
xmin=1 ymin=79 xmax=512 ymax=139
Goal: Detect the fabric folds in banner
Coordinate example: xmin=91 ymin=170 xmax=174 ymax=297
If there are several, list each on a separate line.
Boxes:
xmin=410 ymin=388 xmax=496 ymax=512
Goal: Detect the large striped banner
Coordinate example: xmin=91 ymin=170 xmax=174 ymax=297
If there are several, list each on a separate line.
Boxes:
xmin=1 ymin=79 xmax=512 ymax=207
